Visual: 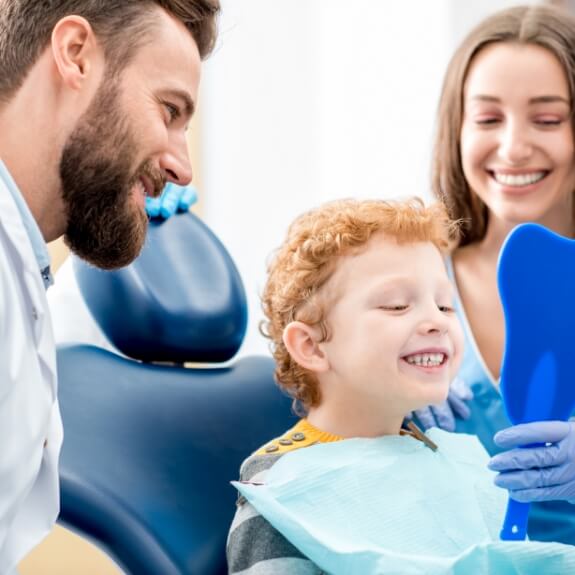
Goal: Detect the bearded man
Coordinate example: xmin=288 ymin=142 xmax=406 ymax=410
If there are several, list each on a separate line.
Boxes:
xmin=0 ymin=1 xmax=219 ymax=572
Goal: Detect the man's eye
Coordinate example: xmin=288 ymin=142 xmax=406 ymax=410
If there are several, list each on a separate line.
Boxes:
xmin=163 ymin=102 xmax=181 ymax=122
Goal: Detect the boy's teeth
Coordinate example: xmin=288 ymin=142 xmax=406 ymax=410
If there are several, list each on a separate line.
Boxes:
xmin=493 ymin=171 xmax=546 ymax=187
xmin=405 ymin=353 xmax=445 ymax=367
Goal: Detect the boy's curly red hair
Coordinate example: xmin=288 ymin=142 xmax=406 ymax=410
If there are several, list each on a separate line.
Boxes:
xmin=260 ymin=197 xmax=455 ymax=414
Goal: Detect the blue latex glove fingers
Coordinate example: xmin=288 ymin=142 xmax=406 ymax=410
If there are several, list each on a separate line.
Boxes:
xmin=177 ymin=184 xmax=198 ymax=212
xmin=450 ymin=376 xmax=473 ymax=401
xmin=161 ymin=183 xmax=198 ymax=218
xmin=407 ymin=378 xmax=472 ymax=432
xmin=488 ymin=422 xmax=575 ymax=503
xmin=504 ymin=483 xmax=575 ymax=503
xmin=447 ymin=394 xmax=471 ymax=421
xmin=493 ymin=459 xmax=575 ymax=490
xmin=410 ymin=402 xmax=455 ymax=432
xmin=494 ymin=465 xmax=575 ymax=503
xmin=145 ymin=195 xmax=162 ymax=218
xmin=146 ymin=183 xmax=198 ymax=220
xmin=405 ymin=407 xmax=431 ymax=430
xmin=493 ymin=420 xmax=571 ymax=450
xmin=159 ymin=182 xmax=182 ymax=219
xmin=446 ymin=377 xmax=473 ymax=420
xmin=489 ymin=438 xmax=570 ymax=472
xmin=430 ymin=402 xmax=456 ymax=432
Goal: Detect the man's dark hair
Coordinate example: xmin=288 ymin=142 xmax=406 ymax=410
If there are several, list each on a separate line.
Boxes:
xmin=0 ymin=0 xmax=220 ymax=102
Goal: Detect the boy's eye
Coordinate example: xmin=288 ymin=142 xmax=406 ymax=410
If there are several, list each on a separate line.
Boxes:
xmin=380 ymin=304 xmax=408 ymax=311
xmin=438 ymin=304 xmax=455 ymax=313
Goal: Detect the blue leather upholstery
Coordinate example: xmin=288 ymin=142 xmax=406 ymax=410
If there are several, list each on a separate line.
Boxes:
xmin=57 ymin=212 xmax=296 ymax=574
xmin=73 ymin=212 xmax=248 ymax=364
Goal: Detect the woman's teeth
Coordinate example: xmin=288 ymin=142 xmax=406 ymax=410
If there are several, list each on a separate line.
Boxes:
xmin=405 ymin=353 xmax=445 ymax=367
xmin=492 ymin=171 xmax=546 ymax=187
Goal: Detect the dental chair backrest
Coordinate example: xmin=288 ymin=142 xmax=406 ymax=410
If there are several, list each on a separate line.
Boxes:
xmin=56 ymin=212 xmax=295 ymax=575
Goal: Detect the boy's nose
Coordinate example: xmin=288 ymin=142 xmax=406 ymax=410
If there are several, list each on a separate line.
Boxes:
xmin=418 ymin=307 xmax=449 ymax=335
xmin=419 ymin=321 xmax=447 ymax=335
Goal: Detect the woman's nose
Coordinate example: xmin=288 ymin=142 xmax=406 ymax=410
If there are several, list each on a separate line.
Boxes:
xmin=498 ymin=120 xmax=533 ymax=165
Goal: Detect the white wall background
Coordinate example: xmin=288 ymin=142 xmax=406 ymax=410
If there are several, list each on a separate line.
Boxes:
xmin=198 ymin=0 xmax=541 ymax=359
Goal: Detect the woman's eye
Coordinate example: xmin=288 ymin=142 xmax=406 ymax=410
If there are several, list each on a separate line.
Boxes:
xmin=467 ymin=109 xmax=501 ymax=126
xmin=475 ymin=117 xmax=500 ymax=126
xmin=534 ymin=117 xmax=563 ymax=127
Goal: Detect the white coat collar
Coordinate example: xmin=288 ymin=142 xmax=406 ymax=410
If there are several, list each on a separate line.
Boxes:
xmin=0 ymin=160 xmax=53 ymax=288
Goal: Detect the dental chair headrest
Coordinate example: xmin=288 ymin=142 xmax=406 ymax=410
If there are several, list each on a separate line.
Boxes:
xmin=73 ymin=211 xmax=248 ymax=364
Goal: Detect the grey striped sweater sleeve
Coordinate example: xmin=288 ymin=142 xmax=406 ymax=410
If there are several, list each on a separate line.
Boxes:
xmin=226 ymin=452 xmax=323 ymax=575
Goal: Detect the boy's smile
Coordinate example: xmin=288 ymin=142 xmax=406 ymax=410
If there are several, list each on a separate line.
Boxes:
xmin=402 ymin=348 xmax=450 ymax=372
xmin=309 ymin=234 xmax=464 ymax=437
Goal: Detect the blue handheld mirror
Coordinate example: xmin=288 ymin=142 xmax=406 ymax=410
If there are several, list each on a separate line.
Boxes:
xmin=497 ymin=223 xmax=575 ymax=540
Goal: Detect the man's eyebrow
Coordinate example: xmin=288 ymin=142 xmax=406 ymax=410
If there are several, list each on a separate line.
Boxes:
xmin=165 ymin=88 xmax=196 ymax=117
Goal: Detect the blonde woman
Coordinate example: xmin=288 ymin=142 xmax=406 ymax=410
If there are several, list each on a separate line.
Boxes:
xmin=433 ymin=4 xmax=575 ymax=543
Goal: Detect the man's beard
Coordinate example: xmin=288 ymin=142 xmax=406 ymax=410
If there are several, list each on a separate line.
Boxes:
xmin=60 ymin=80 xmax=164 ymax=270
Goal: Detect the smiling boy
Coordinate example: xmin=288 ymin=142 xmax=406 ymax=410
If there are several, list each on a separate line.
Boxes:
xmin=226 ymin=198 xmax=465 ymax=574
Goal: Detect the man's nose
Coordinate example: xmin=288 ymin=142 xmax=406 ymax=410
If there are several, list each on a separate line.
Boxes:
xmin=160 ymin=131 xmax=193 ymax=186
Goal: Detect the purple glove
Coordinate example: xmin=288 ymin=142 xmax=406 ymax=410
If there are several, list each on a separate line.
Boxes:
xmin=489 ymin=421 xmax=575 ymax=503
xmin=408 ymin=377 xmax=473 ymax=432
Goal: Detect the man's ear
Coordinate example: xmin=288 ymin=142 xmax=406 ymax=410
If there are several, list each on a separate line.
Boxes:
xmin=283 ymin=321 xmax=329 ymax=374
xmin=51 ymin=16 xmax=100 ymax=90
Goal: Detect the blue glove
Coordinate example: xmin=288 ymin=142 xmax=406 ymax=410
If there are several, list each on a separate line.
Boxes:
xmin=488 ymin=421 xmax=575 ymax=503
xmin=407 ymin=377 xmax=473 ymax=432
xmin=145 ymin=182 xmax=198 ymax=219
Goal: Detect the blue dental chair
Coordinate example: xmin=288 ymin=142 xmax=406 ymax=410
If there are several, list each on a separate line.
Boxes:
xmin=56 ymin=212 xmax=296 ymax=575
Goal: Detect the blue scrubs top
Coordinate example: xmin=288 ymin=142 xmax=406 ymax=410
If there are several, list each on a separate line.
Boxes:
xmin=446 ymin=255 xmax=575 ymax=544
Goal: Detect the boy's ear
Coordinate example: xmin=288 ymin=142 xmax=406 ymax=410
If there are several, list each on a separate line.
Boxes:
xmin=283 ymin=321 xmax=329 ymax=373
xmin=51 ymin=16 xmax=100 ymax=90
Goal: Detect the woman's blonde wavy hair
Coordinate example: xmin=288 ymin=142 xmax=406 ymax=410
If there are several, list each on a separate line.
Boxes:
xmin=260 ymin=197 xmax=455 ymax=414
